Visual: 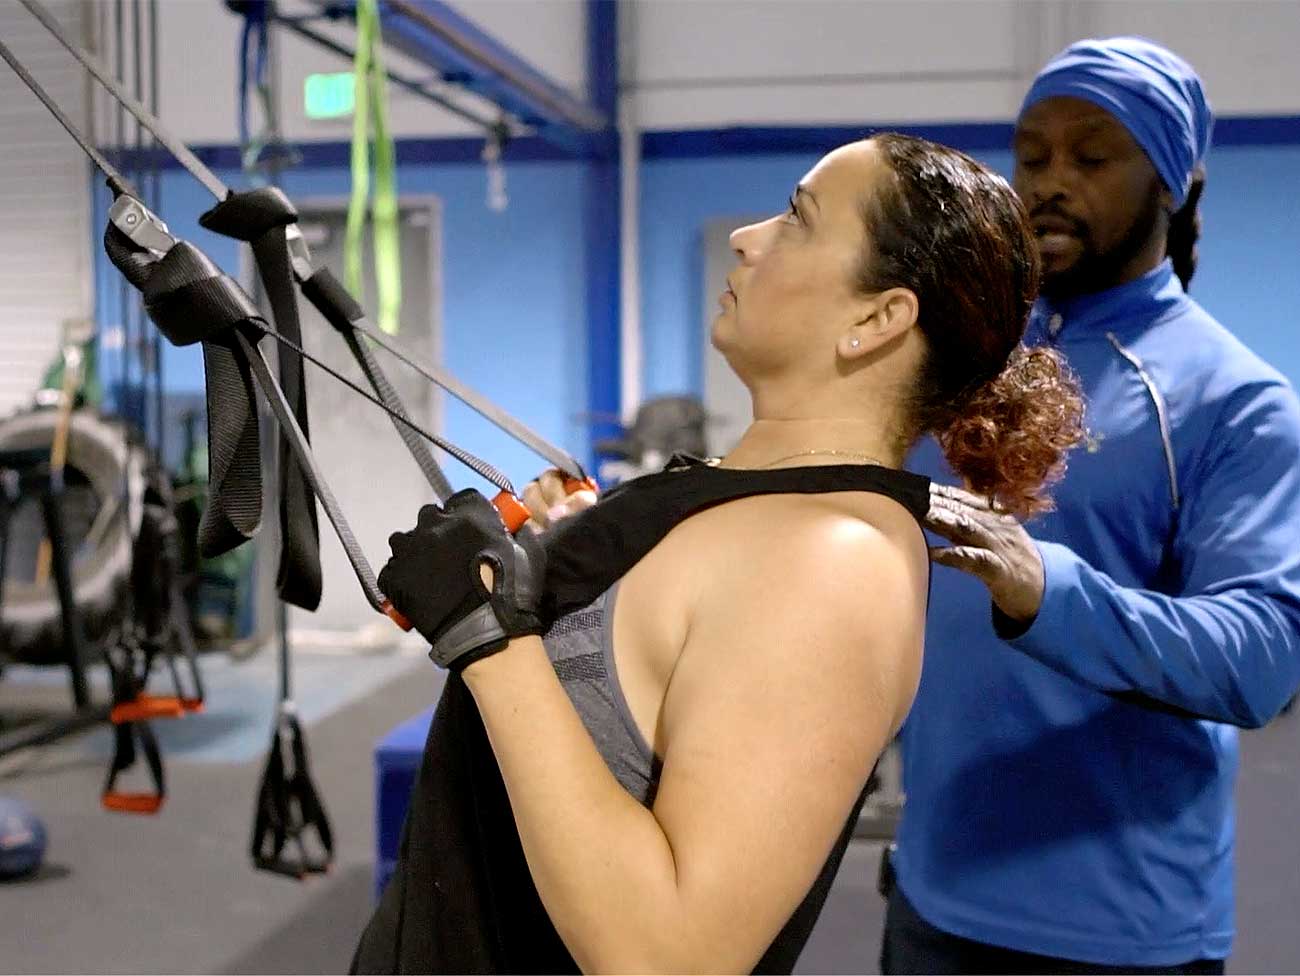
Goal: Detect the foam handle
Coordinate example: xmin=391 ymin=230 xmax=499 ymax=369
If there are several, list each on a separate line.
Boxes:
xmin=102 ymin=792 xmax=164 ymax=815
xmin=491 ymin=491 xmax=532 ymax=534
xmin=381 ymin=600 xmax=412 ymax=632
xmin=561 ymin=476 xmax=599 ymax=496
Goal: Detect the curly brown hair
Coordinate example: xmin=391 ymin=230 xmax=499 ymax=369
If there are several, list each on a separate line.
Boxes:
xmin=859 ymin=133 xmax=1086 ymax=517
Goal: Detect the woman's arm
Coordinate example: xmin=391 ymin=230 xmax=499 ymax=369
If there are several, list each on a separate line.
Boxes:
xmin=463 ymin=504 xmax=926 ymax=973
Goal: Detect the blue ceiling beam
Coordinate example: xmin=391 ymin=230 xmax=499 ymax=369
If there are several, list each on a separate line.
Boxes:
xmin=317 ymin=0 xmax=611 ymax=155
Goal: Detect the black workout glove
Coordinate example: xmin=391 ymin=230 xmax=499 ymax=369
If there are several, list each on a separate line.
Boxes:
xmin=378 ymin=489 xmax=548 ymax=671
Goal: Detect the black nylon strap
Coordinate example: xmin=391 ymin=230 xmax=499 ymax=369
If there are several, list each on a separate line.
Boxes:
xmin=103 ymin=719 xmax=165 ymax=802
xmin=105 ymin=223 xmax=265 ymax=559
xmin=251 ymin=710 xmax=334 ymax=878
xmin=338 ymin=324 xmax=455 ymax=500
xmin=197 ymin=336 xmax=263 ymax=557
xmin=145 ymin=272 xmax=262 ymax=346
xmin=254 ymin=230 xmax=322 ymax=611
xmin=198 ymin=185 xmax=296 ymax=240
xmin=102 ymin=652 xmax=167 ymax=808
xmin=301 ymin=266 xmax=363 ymax=325
xmin=202 ymin=189 xmax=322 ymax=612
xmin=306 ymin=268 xmax=454 ymax=500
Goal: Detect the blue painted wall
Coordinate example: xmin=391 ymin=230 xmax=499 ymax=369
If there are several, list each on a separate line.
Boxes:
xmin=96 ymin=159 xmax=591 ymax=492
xmin=97 ymin=140 xmax=1299 ymax=489
xmin=1191 ymin=144 xmax=1300 ymax=380
xmin=638 ymin=142 xmax=1300 ymax=400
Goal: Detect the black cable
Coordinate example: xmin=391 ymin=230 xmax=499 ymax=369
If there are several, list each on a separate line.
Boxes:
xmin=251 ymin=326 xmax=515 ymax=497
xmin=148 ymin=0 xmax=164 ymax=466
xmin=132 ymin=0 xmax=145 ymax=437
xmin=115 ymin=0 xmax=128 ymax=424
xmin=0 ymin=36 xmax=133 ymax=197
xmin=113 ymin=0 xmax=139 ymax=640
xmin=19 ymin=0 xmax=230 ymax=202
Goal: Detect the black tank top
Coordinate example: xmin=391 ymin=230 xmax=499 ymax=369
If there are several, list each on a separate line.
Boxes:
xmin=351 ymin=456 xmax=930 ymax=974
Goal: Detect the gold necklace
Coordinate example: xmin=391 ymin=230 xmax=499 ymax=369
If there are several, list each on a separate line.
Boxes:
xmin=757 ymin=449 xmax=887 ymax=469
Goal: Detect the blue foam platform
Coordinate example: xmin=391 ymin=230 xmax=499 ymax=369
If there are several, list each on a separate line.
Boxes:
xmin=373 ymin=706 xmax=434 ymax=899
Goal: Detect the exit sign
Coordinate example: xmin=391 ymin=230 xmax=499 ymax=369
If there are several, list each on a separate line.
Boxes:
xmin=305 ymin=72 xmax=355 ymax=119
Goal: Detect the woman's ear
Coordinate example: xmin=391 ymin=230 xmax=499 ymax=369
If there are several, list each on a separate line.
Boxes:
xmin=842 ymin=287 xmax=918 ymax=359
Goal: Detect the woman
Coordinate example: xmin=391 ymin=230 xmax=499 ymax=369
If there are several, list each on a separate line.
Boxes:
xmin=353 ymin=134 xmax=1085 ymax=974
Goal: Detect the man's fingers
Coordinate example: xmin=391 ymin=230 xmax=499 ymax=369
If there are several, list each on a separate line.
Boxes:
xmin=929 ymin=545 xmax=1000 ymax=579
xmin=924 ymin=500 xmax=995 ymax=546
xmin=521 ymin=480 xmax=551 ymax=527
xmin=930 ymin=482 xmax=1004 ymax=514
xmin=521 ymin=473 xmax=598 ymax=530
xmin=537 ymin=468 xmax=569 ymax=507
xmin=560 ymin=489 xmax=599 ymax=518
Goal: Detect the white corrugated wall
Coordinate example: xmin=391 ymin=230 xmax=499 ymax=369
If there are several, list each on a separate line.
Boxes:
xmin=0 ymin=0 xmax=93 ymax=419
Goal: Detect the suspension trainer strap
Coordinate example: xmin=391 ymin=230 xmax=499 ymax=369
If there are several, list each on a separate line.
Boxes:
xmin=105 ymin=224 xmax=265 ymax=557
xmin=301 ymin=267 xmax=453 ymax=499
xmin=202 ymin=188 xmax=322 ymax=611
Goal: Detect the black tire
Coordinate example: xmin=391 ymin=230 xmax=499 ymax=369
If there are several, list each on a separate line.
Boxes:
xmin=0 ymin=409 xmax=145 ymax=666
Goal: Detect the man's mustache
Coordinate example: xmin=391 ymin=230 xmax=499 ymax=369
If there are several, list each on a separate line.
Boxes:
xmin=1030 ymin=203 xmax=1089 ymax=239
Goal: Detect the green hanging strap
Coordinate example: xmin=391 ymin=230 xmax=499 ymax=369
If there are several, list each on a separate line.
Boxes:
xmin=346 ymin=0 xmax=402 ymax=334
xmin=343 ymin=3 xmax=371 ymax=302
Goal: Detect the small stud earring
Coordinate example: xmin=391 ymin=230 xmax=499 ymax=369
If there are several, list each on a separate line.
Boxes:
xmin=849 ymin=338 xmax=860 ymax=348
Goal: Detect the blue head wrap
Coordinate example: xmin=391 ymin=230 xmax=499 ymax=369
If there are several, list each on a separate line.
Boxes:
xmin=1020 ymin=37 xmax=1213 ymax=208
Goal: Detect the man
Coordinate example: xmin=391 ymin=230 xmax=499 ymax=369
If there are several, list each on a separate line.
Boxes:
xmin=888 ymin=37 xmax=1300 ymax=974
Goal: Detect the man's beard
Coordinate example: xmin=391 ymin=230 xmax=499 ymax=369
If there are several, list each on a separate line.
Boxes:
xmin=1041 ymin=188 xmax=1163 ymax=300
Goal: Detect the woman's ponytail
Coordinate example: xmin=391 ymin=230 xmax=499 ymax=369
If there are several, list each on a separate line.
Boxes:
xmin=934 ymin=346 xmax=1085 ymax=518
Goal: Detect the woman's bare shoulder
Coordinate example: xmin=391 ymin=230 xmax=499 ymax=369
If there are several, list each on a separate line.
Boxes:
xmin=676 ymin=487 xmax=928 ymax=578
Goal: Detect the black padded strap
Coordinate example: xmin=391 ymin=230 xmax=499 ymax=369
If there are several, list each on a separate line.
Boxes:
xmin=196 ymin=337 xmax=263 ymax=557
xmin=301 ymin=266 xmax=363 ymax=325
xmin=105 ymin=222 xmax=265 ymax=560
xmin=305 ymin=267 xmax=454 ymax=500
xmin=203 ymin=189 xmax=322 ymax=612
xmin=254 ymin=231 xmax=321 ymax=611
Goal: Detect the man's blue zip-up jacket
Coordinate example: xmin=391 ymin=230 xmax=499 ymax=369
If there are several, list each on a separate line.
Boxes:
xmin=897 ymin=259 xmax=1300 ymax=966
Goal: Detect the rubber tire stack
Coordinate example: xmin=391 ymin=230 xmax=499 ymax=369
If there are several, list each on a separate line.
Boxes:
xmin=0 ymin=409 xmax=144 ymax=666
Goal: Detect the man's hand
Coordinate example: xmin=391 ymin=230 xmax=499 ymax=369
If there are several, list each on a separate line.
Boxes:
xmin=924 ymin=483 xmax=1046 ymax=624
xmin=521 ymin=468 xmax=599 ymax=530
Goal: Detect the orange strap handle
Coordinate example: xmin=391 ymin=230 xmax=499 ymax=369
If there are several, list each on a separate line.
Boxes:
xmin=110 ymin=695 xmax=186 ymax=724
xmin=492 ymin=477 xmax=599 ymax=533
xmin=102 ymin=791 xmax=164 ymax=814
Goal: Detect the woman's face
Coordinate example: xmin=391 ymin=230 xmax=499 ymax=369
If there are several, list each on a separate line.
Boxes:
xmin=714 ymin=141 xmax=883 ymax=385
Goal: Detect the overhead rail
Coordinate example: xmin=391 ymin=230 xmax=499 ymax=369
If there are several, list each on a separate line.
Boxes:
xmin=293 ymin=0 xmax=611 ymax=155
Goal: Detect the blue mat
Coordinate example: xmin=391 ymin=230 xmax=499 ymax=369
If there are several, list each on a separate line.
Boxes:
xmin=374 ymin=706 xmax=435 ymax=897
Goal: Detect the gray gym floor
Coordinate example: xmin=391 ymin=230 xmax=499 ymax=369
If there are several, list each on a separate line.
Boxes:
xmin=0 ymin=648 xmax=1296 ymax=974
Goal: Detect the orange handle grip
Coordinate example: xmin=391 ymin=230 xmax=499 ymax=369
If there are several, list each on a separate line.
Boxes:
xmin=110 ymin=695 xmax=186 ymax=724
xmin=381 ymin=600 xmax=412 ymax=632
xmin=102 ymin=792 xmax=164 ymax=814
xmin=492 ymin=490 xmax=532 ymax=534
xmin=493 ymin=478 xmax=598 ymax=534
xmin=561 ymin=476 xmax=599 ymax=496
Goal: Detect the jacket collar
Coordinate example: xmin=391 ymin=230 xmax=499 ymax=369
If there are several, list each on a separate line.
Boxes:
xmin=1027 ymin=259 xmax=1187 ymax=344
